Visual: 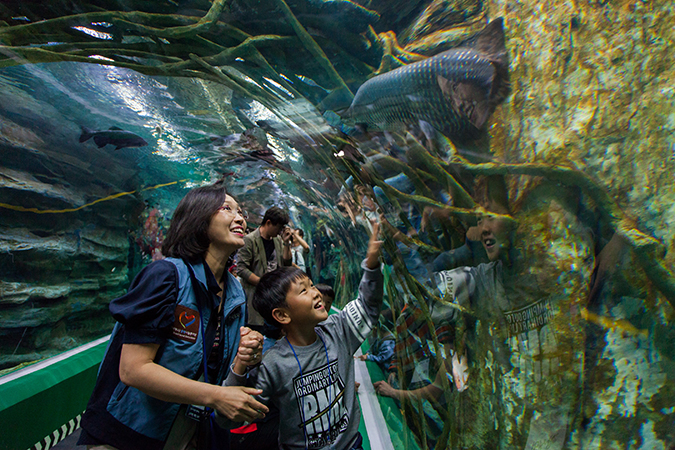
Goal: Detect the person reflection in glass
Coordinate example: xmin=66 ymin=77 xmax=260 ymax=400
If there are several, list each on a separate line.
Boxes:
xmin=377 ymin=175 xmax=594 ymax=449
xmin=371 ymin=206 xmax=508 ymax=448
xmin=440 ymin=185 xmax=592 ymax=449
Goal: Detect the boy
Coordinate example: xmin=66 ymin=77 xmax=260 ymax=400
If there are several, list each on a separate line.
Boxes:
xmin=224 ymin=224 xmax=382 ymax=449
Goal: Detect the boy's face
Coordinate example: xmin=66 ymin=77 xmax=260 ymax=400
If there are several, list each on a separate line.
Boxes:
xmin=477 ymin=216 xmax=511 ymax=261
xmin=282 ymin=276 xmax=328 ymax=326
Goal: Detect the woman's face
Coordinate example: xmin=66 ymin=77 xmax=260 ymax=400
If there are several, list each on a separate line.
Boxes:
xmin=207 ymin=195 xmax=247 ymax=251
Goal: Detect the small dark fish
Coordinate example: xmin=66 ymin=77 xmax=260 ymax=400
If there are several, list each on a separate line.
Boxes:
xmin=343 ymin=18 xmax=510 ymax=144
xmin=79 ymin=126 xmax=148 ymax=150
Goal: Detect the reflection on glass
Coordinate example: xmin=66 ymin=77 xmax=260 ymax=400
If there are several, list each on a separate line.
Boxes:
xmin=0 ymin=1 xmax=674 ymax=449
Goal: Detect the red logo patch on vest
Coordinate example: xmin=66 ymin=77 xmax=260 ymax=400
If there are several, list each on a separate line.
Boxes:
xmin=172 ymin=305 xmax=200 ymax=343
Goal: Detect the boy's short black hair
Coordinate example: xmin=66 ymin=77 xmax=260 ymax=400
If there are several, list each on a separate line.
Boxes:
xmin=315 ymin=284 xmax=335 ymax=299
xmin=262 ymin=206 xmax=289 ymax=226
xmin=253 ymin=266 xmax=308 ymax=329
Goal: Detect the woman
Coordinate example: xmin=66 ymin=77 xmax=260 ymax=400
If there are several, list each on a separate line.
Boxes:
xmin=78 ymin=180 xmax=268 ymax=450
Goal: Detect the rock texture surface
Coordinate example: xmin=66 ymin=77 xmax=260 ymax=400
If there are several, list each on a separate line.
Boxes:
xmin=0 ymin=79 xmax=144 ymax=370
xmin=480 ymin=0 xmax=675 ymax=445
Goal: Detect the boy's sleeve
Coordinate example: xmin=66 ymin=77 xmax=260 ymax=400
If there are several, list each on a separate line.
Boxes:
xmin=429 ymin=266 xmax=479 ymax=324
xmin=336 ymin=259 xmax=384 ymax=353
xmin=215 ymin=364 xmax=273 ymax=429
xmin=222 ymin=366 xmax=250 ymax=387
xmin=222 ymin=363 xmax=274 ymax=404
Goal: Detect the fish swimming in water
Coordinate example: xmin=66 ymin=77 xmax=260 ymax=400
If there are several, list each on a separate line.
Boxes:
xmin=342 ymin=18 xmax=510 ymax=145
xmin=79 ymin=126 xmax=148 ymax=150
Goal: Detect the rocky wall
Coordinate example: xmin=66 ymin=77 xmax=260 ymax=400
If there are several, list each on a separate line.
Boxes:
xmin=481 ymin=0 xmax=675 ymax=445
xmin=0 ymin=80 xmax=145 ymax=371
xmin=489 ymin=0 xmax=675 ymax=258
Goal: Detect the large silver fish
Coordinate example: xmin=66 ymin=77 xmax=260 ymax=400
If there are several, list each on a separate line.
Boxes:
xmin=343 ymin=18 xmax=510 ymax=144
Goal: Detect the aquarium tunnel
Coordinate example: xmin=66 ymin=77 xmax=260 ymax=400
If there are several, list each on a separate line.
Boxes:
xmin=1 ymin=0 xmax=674 ymax=449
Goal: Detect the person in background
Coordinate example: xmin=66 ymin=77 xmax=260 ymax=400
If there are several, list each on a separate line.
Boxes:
xmin=290 ymin=228 xmax=310 ymax=274
xmin=357 ymin=309 xmax=395 ymax=375
xmin=315 ymin=283 xmax=335 ymax=313
xmin=78 ymin=180 xmax=268 ymax=450
xmin=236 ymin=206 xmax=293 ymax=332
xmin=222 ymin=223 xmax=383 ymax=449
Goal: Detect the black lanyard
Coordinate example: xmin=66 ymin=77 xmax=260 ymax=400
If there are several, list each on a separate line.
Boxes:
xmin=185 ymin=261 xmax=219 ymax=384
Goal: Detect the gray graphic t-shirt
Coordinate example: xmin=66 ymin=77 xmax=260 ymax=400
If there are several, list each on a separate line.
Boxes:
xmin=224 ymin=262 xmax=383 ymax=449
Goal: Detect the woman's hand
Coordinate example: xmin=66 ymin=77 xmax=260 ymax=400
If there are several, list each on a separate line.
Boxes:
xmin=118 ymin=343 xmax=268 ymax=421
xmin=233 ymin=327 xmax=264 ymax=375
xmin=212 ymin=386 xmax=269 ymax=422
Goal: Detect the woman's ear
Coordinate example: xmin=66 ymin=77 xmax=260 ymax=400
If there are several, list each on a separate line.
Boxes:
xmin=272 ymin=307 xmax=291 ymax=325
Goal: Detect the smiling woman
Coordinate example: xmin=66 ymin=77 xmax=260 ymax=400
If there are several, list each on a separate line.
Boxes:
xmin=207 ymin=196 xmax=248 ymax=254
xmin=77 ymin=179 xmax=269 ymax=450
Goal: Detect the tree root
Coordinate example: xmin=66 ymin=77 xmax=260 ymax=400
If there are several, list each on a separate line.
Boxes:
xmin=3 ymin=0 xmax=229 ymax=42
xmin=374 ymin=176 xmax=515 ymax=225
xmin=370 ymin=28 xmax=426 ymax=76
xmin=274 ymin=0 xmax=353 ymax=98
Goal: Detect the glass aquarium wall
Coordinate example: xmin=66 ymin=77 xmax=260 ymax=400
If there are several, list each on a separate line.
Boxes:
xmin=1 ymin=0 xmax=674 ymax=447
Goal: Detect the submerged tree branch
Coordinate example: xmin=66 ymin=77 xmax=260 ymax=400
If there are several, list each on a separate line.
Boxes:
xmin=375 ymin=177 xmax=516 ymax=225
xmin=0 ymin=1 xmax=230 ymax=45
xmin=275 ymin=0 xmax=354 ymax=98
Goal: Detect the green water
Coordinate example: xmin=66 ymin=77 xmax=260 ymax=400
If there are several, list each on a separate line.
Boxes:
xmin=1 ymin=0 xmax=674 ymax=448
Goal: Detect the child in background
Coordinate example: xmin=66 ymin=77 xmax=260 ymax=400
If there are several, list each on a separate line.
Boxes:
xmin=290 ymin=228 xmax=310 ymax=274
xmin=223 ymin=224 xmax=383 ymax=449
xmin=315 ymin=284 xmax=335 ymax=313
xmin=357 ymin=309 xmax=395 ymax=375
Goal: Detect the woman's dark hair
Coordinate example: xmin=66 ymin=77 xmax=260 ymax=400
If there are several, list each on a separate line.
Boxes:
xmin=162 ymin=180 xmax=228 ymax=262
xmin=253 ymin=266 xmax=308 ymax=334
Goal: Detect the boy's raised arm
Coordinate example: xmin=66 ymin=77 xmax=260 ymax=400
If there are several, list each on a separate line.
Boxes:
xmin=361 ymin=221 xmax=383 ymax=297
xmin=365 ymin=222 xmax=382 ymax=270
xmin=354 ymin=221 xmax=384 ymax=325
xmin=332 ymin=220 xmax=384 ymax=353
